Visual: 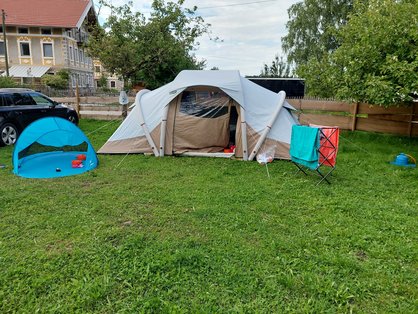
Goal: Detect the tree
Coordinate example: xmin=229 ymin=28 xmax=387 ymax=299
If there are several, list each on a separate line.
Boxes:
xmin=88 ymin=0 xmax=209 ymax=89
xmin=282 ymin=0 xmax=357 ymax=67
xmin=331 ymin=0 xmax=418 ymax=106
xmin=97 ymin=75 xmax=108 ymax=88
xmin=281 ymin=0 xmax=362 ymax=96
xmin=260 ymin=55 xmax=292 ymax=78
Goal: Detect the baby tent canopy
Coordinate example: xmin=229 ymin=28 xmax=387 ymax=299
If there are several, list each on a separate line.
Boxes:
xmin=13 ymin=117 xmax=98 ymax=178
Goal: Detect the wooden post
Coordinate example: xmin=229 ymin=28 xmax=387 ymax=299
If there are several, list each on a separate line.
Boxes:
xmin=119 ymin=90 xmax=129 ymax=120
xmin=297 ymin=97 xmax=303 ymax=121
xmin=407 ymin=104 xmax=415 ymax=137
xmin=122 ymin=104 xmax=127 ymax=119
xmin=2 ymin=10 xmax=10 ymax=77
xmin=351 ymin=102 xmax=359 ymax=131
xmin=75 ymin=82 xmax=80 ymax=118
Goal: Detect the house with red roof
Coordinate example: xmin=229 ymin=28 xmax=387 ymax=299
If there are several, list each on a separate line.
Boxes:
xmin=0 ymin=0 xmax=97 ymax=90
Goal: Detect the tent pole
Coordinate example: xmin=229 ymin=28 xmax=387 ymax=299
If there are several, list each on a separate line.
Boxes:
xmin=136 ymin=93 xmax=159 ymax=157
xmin=240 ymin=108 xmax=248 ymax=161
xmin=248 ymin=91 xmax=286 ymax=161
xmin=159 ymin=105 xmax=170 ymax=157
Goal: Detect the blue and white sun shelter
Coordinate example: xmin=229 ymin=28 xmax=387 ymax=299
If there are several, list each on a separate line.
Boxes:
xmin=13 ymin=117 xmax=98 ymax=178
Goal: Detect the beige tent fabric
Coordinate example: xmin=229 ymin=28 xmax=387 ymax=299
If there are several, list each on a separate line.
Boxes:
xmin=263 ymin=138 xmax=290 ymax=160
xmin=97 ymin=136 xmax=152 ymax=154
xmin=234 ymin=104 xmax=244 ymax=158
xmin=163 ymin=97 xmax=178 ymax=155
xmin=173 ymin=111 xmax=230 ymax=153
xmin=98 ymin=124 xmax=161 ymax=154
xmin=172 ymin=94 xmax=231 ymax=154
xmin=235 ymin=123 xmax=290 ymax=160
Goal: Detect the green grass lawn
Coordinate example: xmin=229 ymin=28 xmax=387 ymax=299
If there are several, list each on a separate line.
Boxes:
xmin=0 ymin=119 xmax=417 ymax=313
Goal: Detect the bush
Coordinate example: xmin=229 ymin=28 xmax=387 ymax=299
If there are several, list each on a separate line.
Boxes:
xmin=0 ymin=76 xmax=18 ymax=88
xmin=56 ymin=69 xmax=70 ymax=81
xmin=41 ymin=74 xmax=68 ymax=89
xmin=96 ymin=87 xmax=119 ymax=94
xmin=97 ymin=75 xmax=107 ymax=88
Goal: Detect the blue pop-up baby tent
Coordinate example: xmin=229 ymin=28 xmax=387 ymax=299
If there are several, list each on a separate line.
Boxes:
xmin=13 ymin=117 xmax=98 ymax=178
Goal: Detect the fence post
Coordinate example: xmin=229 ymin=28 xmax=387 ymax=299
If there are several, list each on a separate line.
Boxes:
xmin=122 ymin=104 xmax=127 ymax=119
xmin=351 ymin=102 xmax=359 ymax=131
xmin=407 ymin=104 xmax=415 ymax=137
xmin=75 ymin=82 xmax=80 ymax=118
xmin=298 ymin=98 xmax=303 ymax=121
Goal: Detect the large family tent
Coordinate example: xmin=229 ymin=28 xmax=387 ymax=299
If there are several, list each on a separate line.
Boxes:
xmin=13 ymin=117 xmax=98 ymax=178
xmin=99 ymin=70 xmax=299 ymax=160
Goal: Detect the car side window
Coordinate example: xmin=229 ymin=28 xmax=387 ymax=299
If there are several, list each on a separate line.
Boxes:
xmin=0 ymin=94 xmax=14 ymax=106
xmin=12 ymin=93 xmax=35 ymax=106
xmin=29 ymin=93 xmax=54 ymax=106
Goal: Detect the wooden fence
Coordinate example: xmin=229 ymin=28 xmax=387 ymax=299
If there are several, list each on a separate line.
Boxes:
xmin=54 ymin=96 xmax=134 ymax=121
xmin=286 ymin=99 xmax=418 ymax=137
xmin=54 ymin=96 xmax=418 ymax=137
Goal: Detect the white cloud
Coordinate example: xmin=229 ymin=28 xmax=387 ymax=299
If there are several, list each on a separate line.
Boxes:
xmin=95 ymin=0 xmax=300 ymax=76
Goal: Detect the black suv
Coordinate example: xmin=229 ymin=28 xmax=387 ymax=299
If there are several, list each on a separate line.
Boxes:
xmin=0 ymin=88 xmax=79 ymax=146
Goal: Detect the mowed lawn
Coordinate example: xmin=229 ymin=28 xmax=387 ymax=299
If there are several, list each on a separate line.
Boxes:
xmin=0 ymin=119 xmax=417 ymax=313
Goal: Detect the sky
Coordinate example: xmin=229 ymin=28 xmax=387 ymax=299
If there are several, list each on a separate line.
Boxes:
xmin=96 ymin=0 xmax=301 ymax=76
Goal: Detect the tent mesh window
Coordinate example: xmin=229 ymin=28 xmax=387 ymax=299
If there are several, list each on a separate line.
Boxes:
xmin=18 ymin=142 xmax=89 ymax=160
xmin=180 ymin=90 xmax=229 ymax=118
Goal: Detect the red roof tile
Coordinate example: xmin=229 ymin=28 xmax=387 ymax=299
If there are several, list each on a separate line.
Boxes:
xmin=1 ymin=0 xmax=94 ymax=28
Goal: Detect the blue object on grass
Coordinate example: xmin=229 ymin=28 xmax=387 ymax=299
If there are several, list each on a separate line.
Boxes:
xmin=290 ymin=125 xmax=320 ymax=170
xmin=13 ymin=117 xmax=98 ymax=178
xmin=390 ymin=153 xmax=416 ymax=168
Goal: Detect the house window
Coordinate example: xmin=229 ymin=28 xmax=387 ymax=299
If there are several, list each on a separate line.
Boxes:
xmin=110 ymin=81 xmax=116 ymax=88
xmin=69 ymin=46 xmax=73 ymax=60
xmin=18 ymin=27 xmax=29 ymax=34
xmin=41 ymin=28 xmax=52 ymax=35
xmin=20 ymin=42 xmax=30 ymax=56
xmin=43 ymin=43 xmax=53 ymax=57
xmin=95 ymin=66 xmax=101 ymax=73
xmin=74 ymin=48 xmax=78 ymax=62
xmin=0 ymin=41 xmax=4 ymax=56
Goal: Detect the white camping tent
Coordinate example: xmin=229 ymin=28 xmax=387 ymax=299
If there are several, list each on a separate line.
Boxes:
xmin=99 ymin=70 xmax=299 ymax=160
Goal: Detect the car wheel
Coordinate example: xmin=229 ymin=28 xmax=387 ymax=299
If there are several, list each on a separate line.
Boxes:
xmin=0 ymin=123 xmax=19 ymax=146
xmin=68 ymin=113 xmax=79 ymax=125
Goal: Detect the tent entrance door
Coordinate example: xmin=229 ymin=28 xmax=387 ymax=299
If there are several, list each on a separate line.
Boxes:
xmin=172 ymin=89 xmax=231 ymax=154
